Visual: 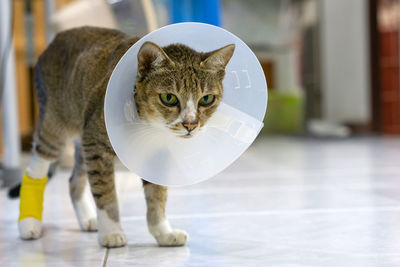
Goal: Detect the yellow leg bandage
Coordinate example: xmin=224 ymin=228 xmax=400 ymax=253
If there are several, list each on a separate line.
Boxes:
xmin=18 ymin=174 xmax=48 ymax=222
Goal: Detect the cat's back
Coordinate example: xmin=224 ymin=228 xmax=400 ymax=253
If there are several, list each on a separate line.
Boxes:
xmin=38 ymin=26 xmax=137 ymax=91
xmin=35 ymin=27 xmax=138 ymax=127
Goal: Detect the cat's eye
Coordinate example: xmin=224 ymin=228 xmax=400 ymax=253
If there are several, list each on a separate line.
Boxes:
xmin=199 ymin=94 xmax=215 ymax=107
xmin=159 ymin=93 xmax=179 ymax=107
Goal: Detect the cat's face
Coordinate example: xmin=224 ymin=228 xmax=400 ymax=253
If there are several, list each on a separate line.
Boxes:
xmin=135 ymin=42 xmax=235 ymax=138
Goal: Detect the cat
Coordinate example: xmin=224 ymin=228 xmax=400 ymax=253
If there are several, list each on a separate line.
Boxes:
xmin=18 ymin=26 xmax=235 ymax=248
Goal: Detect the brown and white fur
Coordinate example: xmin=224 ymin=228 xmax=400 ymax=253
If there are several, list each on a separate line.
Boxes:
xmin=19 ymin=26 xmax=234 ymax=247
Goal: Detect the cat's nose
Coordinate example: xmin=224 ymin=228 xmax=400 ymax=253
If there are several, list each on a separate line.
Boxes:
xmin=182 ymin=121 xmax=198 ymax=132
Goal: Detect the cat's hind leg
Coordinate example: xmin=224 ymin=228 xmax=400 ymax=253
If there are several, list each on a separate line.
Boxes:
xmin=143 ymin=181 xmax=188 ymax=246
xmin=18 ymin=113 xmax=65 ymax=239
xmin=69 ymin=140 xmax=97 ymax=232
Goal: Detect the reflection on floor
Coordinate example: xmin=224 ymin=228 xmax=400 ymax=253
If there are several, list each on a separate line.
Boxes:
xmin=1 ymin=137 xmax=400 ymax=266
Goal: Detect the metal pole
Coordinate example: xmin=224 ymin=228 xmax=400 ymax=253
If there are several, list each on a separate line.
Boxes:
xmin=0 ymin=0 xmax=22 ymax=187
xmin=45 ymin=0 xmax=55 ymax=43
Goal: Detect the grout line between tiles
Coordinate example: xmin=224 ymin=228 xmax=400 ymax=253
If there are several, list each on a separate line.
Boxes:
xmin=120 ymin=206 xmax=400 ymax=221
xmin=48 ymin=205 xmax=400 ymax=224
xmin=102 ymin=248 xmax=109 ymax=267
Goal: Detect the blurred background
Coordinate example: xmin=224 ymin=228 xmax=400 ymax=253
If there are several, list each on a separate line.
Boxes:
xmin=2 ymin=1 xmax=400 ymax=264
xmin=0 ymin=0 xmax=398 ymax=176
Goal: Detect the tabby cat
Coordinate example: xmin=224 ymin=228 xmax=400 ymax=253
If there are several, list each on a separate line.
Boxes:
xmin=18 ymin=26 xmax=234 ymax=247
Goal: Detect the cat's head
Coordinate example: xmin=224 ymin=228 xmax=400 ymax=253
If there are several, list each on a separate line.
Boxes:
xmin=135 ymin=42 xmax=235 ymax=138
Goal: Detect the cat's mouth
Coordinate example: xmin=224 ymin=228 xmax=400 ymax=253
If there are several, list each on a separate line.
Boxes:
xmin=168 ymin=125 xmax=197 ymax=138
xmin=180 ymin=133 xmax=193 ymax=138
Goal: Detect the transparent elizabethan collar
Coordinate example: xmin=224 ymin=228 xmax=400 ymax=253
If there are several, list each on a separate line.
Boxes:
xmin=105 ymin=22 xmax=268 ymax=186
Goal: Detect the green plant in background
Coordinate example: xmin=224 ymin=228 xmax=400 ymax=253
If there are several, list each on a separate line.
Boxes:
xmin=262 ymin=90 xmax=304 ymax=134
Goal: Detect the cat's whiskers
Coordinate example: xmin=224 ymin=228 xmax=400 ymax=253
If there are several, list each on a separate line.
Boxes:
xmin=126 ymin=129 xmax=158 ymax=146
xmin=126 ymin=126 xmax=154 ymax=137
xmin=167 ymin=126 xmax=189 ymax=137
xmin=205 ymin=124 xmax=227 ymax=130
xmin=121 ymin=121 xmax=149 ymax=126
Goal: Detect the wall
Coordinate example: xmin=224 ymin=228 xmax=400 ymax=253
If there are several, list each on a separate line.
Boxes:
xmin=320 ymin=0 xmax=371 ymax=124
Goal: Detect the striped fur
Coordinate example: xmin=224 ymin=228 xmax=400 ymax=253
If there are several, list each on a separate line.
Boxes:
xmin=31 ymin=26 xmax=234 ymax=247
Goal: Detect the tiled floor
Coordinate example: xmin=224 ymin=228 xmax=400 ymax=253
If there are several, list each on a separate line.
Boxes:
xmin=1 ymin=137 xmax=400 ymax=266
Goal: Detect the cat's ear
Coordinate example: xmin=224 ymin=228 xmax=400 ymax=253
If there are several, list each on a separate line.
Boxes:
xmin=137 ymin=42 xmax=174 ymax=74
xmin=200 ymin=44 xmax=235 ymax=71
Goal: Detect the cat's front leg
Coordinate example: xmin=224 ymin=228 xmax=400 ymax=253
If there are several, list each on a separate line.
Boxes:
xmin=143 ymin=181 xmax=188 ymax=246
xmin=82 ymin=139 xmax=126 ymax=248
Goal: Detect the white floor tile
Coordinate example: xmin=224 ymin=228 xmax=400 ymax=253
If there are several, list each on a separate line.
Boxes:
xmin=2 ymin=137 xmax=400 ymax=266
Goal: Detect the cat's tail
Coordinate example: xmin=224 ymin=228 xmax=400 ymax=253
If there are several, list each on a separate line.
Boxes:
xmin=7 ymin=56 xmax=51 ymax=199
xmin=7 ymin=161 xmax=59 ymax=198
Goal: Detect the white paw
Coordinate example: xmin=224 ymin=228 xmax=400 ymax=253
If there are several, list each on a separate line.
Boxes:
xmin=99 ymin=231 xmax=127 ymax=248
xmin=97 ymin=208 xmax=126 ymax=247
xmin=80 ymin=217 xmax=97 ymax=232
xmin=73 ymin=193 xmax=97 ymax=232
xmin=18 ymin=218 xmax=42 ymax=240
xmin=155 ymin=229 xmax=189 ymax=247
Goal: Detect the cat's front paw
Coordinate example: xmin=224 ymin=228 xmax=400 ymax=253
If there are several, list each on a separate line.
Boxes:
xmin=97 ymin=207 xmax=126 ymax=247
xmin=99 ymin=231 xmax=127 ymax=248
xmin=155 ymin=229 xmax=189 ymax=247
xmin=18 ymin=218 xmax=42 ymax=240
